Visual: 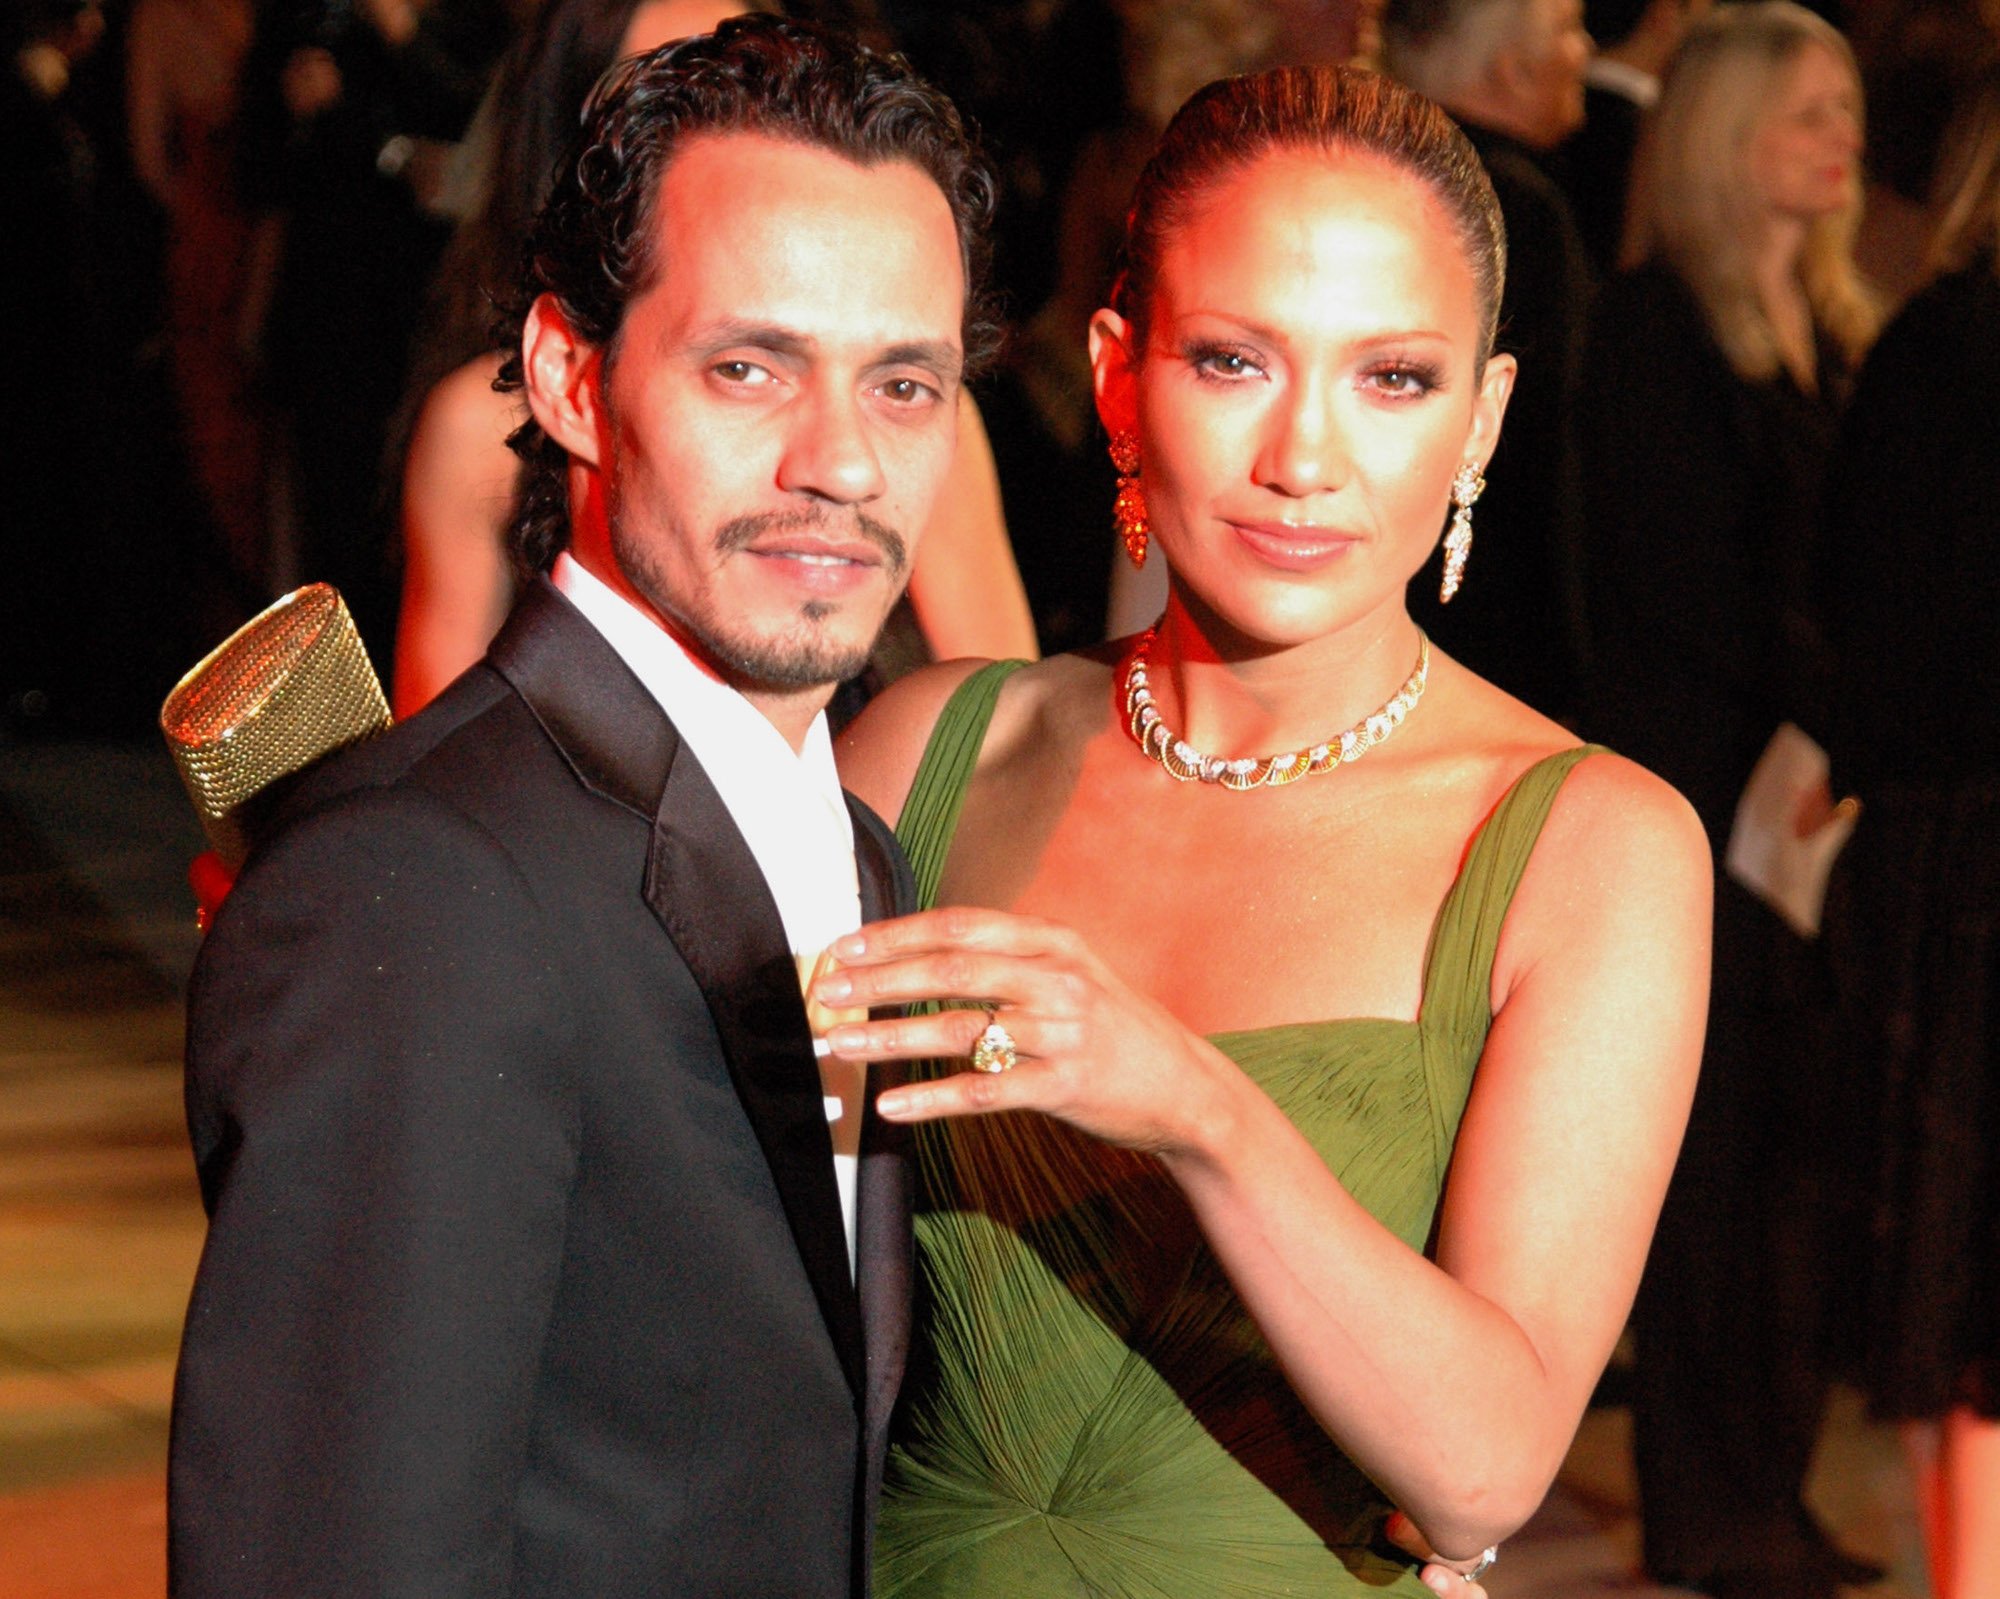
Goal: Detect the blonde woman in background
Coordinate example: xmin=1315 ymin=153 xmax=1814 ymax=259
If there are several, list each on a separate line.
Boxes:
xmin=1824 ymin=61 xmax=2000 ymax=1599
xmin=1581 ymin=8 xmax=1884 ymax=1596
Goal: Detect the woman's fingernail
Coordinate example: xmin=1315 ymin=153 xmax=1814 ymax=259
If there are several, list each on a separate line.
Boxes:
xmin=878 ymin=1085 xmax=933 ymax=1118
xmin=835 ymin=933 xmax=867 ymax=957
xmin=827 ymin=1027 xmax=867 ymax=1054
xmin=818 ymin=975 xmax=852 ymax=1001
xmin=1423 ymin=1574 xmax=1452 ymax=1597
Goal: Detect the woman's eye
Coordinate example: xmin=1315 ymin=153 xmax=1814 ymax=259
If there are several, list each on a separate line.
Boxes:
xmin=1364 ymin=365 xmax=1439 ymax=398
xmin=1190 ymin=347 xmax=1263 ymax=380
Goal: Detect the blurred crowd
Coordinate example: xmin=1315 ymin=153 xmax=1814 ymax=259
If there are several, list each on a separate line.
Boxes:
xmin=3 ymin=0 xmax=1996 ymax=1595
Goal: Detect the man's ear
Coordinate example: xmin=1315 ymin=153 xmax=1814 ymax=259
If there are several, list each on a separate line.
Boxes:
xmin=522 ymin=293 xmax=604 ymax=468
xmin=1088 ymin=308 xmax=1140 ymax=441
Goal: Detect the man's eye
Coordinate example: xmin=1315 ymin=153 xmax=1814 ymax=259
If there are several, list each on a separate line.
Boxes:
xmin=880 ymin=378 xmax=938 ymax=405
xmin=714 ymin=360 xmax=766 ymax=383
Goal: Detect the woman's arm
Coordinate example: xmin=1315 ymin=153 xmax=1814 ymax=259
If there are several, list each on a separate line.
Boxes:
xmin=1159 ymin=755 xmax=1708 ymax=1553
xmin=393 ymin=354 xmax=522 ymax=718
xmin=903 ymin=391 xmax=1038 ymax=664
xmin=820 ymin=751 xmax=1709 ymax=1558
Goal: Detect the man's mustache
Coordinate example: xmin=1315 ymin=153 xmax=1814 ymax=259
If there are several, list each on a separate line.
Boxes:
xmin=713 ymin=510 xmax=910 ymax=575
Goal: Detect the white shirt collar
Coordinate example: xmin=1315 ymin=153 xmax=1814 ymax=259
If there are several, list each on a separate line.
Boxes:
xmin=550 ymin=551 xmax=857 ymax=954
xmin=551 ymin=552 xmax=867 ymax=1270
xmin=1586 ymin=56 xmax=1661 ymax=108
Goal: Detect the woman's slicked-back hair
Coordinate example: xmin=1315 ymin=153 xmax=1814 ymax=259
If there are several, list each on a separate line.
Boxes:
xmin=497 ymin=13 xmax=999 ymax=576
xmin=1108 ymin=65 xmax=1507 ymax=366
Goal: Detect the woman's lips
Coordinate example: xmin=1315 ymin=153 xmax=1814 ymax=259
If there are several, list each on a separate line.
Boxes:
xmin=1228 ymin=520 xmax=1361 ymax=570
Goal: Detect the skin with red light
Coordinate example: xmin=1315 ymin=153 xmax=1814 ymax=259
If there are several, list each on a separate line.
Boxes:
xmin=829 ymin=140 xmax=1710 ymax=1580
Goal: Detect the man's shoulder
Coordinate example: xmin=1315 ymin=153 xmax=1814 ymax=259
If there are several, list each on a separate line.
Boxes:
xmin=231 ymin=641 xmax=654 ymax=918
xmin=259 ymin=666 xmax=557 ymax=848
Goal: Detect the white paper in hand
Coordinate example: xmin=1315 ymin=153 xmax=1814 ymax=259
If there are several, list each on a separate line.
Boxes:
xmin=1724 ymin=722 xmax=1859 ymax=939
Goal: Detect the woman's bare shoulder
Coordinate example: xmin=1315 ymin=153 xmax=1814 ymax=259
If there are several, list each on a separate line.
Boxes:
xmin=1488 ymin=740 xmax=1712 ymax=1023
xmin=1443 ymin=671 xmax=1712 ymax=1060
xmin=1543 ymin=747 xmax=1708 ymax=869
xmin=836 ymin=651 xmax=1105 ymax=828
xmin=1437 ymin=657 xmax=1708 ymax=889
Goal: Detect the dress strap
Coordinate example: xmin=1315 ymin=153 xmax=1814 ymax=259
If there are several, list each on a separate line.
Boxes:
xmin=895 ymin=660 xmax=1030 ymax=909
xmin=1419 ymin=744 xmax=1607 ymax=1045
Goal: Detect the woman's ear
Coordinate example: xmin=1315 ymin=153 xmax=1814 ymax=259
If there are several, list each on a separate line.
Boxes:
xmin=1088 ymin=308 xmax=1140 ymax=441
xmin=1466 ymin=351 xmax=1518 ymax=474
xmin=521 ymin=293 xmax=604 ymax=469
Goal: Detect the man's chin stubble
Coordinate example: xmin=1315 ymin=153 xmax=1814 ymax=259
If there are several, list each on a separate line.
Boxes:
xmin=609 ymin=506 xmax=909 ymax=692
xmin=696 ymin=613 xmax=880 ymax=693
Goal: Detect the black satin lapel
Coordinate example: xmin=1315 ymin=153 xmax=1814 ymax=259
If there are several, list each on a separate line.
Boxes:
xmin=646 ymin=750 xmax=865 ymax=1402
xmin=847 ymin=792 xmax=914 ymax=929
xmin=486 ymin=579 xmax=676 ymax=821
xmin=846 ymin=793 xmax=915 ymax=1473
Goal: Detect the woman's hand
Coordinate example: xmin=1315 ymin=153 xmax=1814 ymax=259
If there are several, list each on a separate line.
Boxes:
xmin=1387 ymin=1511 xmax=1495 ymax=1598
xmin=815 ymin=906 xmax=1241 ymax=1155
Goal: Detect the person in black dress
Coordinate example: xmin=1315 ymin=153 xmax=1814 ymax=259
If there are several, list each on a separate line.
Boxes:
xmin=1580 ymin=7 xmax=1884 ymax=1596
xmin=1824 ymin=62 xmax=2000 ymax=1599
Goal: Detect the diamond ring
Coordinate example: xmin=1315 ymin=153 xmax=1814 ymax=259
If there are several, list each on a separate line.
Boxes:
xmin=970 ymin=1009 xmax=1017 ymax=1073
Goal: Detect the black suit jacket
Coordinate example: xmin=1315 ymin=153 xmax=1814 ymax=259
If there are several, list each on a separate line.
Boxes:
xmin=1555 ymin=81 xmax=1645 ymax=277
xmin=169 ymin=580 xmax=915 ymax=1597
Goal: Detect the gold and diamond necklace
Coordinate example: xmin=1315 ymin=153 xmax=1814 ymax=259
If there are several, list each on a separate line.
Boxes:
xmin=1118 ymin=626 xmax=1430 ymax=789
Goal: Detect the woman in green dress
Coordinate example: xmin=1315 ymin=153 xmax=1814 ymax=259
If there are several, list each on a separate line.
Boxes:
xmin=815 ymin=65 xmax=1710 ymax=1599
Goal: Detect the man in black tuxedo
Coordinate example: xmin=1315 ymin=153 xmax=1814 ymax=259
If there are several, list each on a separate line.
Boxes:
xmin=168 ymin=18 xmax=995 ymax=1595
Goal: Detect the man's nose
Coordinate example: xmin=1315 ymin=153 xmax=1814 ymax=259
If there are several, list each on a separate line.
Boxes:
xmin=776 ymin=386 xmax=887 ymax=505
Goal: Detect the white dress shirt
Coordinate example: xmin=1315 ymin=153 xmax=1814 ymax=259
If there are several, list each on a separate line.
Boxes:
xmin=553 ymin=554 xmax=866 ymax=1272
xmin=1585 ymin=55 xmax=1661 ymax=109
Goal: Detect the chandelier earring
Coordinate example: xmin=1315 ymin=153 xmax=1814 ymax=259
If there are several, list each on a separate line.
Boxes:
xmin=1440 ymin=462 xmax=1485 ymax=604
xmin=1109 ymin=431 xmax=1149 ymax=568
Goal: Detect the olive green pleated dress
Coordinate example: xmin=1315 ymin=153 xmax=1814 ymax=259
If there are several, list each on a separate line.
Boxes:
xmin=878 ymin=661 xmax=1601 ymax=1598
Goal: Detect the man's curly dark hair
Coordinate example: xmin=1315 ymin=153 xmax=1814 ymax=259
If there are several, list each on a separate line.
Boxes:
xmin=496 ymin=14 xmax=1001 ymax=578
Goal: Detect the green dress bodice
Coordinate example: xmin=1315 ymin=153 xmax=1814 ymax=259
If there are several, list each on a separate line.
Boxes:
xmin=878 ymin=660 xmax=1600 ymax=1597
